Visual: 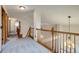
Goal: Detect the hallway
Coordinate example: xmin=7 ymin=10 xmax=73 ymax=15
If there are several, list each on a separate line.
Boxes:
xmin=2 ymin=37 xmax=50 ymax=53
xmin=1 ymin=5 xmax=79 ymax=53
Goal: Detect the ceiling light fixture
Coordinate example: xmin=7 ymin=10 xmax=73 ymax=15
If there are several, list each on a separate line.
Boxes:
xmin=64 ymin=16 xmax=74 ymax=49
xmin=19 ymin=6 xmax=25 ymax=10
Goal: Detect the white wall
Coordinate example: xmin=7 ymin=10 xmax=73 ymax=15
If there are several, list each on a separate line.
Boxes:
xmin=0 ymin=6 xmax=2 ymax=51
xmin=41 ymin=24 xmax=52 ymax=30
xmin=33 ymin=10 xmax=41 ymax=41
xmin=20 ymin=19 xmax=33 ymax=37
xmin=19 ymin=11 xmax=33 ymax=37
xmin=59 ymin=25 xmax=79 ymax=33
xmin=34 ymin=11 xmax=41 ymax=29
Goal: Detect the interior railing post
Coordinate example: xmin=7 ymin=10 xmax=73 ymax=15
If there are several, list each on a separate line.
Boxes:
xmin=30 ymin=27 xmax=32 ymax=37
xmin=60 ymin=33 xmax=61 ymax=53
xmin=63 ymin=34 xmax=64 ymax=53
xmin=70 ymin=34 xmax=72 ymax=53
xmin=29 ymin=27 xmax=31 ymax=37
xmin=53 ymin=32 xmax=56 ymax=53
xmin=74 ymin=35 xmax=76 ymax=53
xmin=55 ymin=32 xmax=57 ymax=53
xmin=66 ymin=34 xmax=67 ymax=53
xmin=51 ymin=28 xmax=54 ymax=52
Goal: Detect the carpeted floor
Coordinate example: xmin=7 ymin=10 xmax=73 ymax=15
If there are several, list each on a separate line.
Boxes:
xmin=2 ymin=37 xmax=50 ymax=53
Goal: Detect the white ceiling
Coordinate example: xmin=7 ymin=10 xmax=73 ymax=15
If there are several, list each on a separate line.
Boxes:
xmin=5 ymin=5 xmax=33 ymax=20
xmin=5 ymin=5 xmax=79 ymax=25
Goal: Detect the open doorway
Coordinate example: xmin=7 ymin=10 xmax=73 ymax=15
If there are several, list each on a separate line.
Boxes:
xmin=8 ymin=18 xmax=17 ymax=36
xmin=8 ymin=18 xmax=21 ymax=38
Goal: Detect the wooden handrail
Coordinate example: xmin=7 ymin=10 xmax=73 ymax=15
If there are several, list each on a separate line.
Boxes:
xmin=54 ymin=31 xmax=79 ymax=35
xmin=37 ymin=40 xmax=52 ymax=52
xmin=32 ymin=28 xmax=79 ymax=35
xmin=26 ymin=27 xmax=32 ymax=38
xmin=32 ymin=28 xmax=52 ymax=32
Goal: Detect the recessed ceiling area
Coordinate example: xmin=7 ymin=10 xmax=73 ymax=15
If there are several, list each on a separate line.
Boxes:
xmin=5 ymin=5 xmax=79 ymax=25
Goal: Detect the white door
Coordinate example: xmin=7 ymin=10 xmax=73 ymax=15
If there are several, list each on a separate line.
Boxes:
xmin=0 ymin=6 xmax=2 ymax=51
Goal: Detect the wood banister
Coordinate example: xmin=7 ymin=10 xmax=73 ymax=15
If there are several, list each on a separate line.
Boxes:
xmin=32 ymin=28 xmax=79 ymax=35
xmin=30 ymin=27 xmax=78 ymax=53
xmin=26 ymin=27 xmax=31 ymax=37
xmin=32 ymin=28 xmax=52 ymax=32
xmin=54 ymin=31 xmax=79 ymax=35
xmin=26 ymin=27 xmax=33 ymax=39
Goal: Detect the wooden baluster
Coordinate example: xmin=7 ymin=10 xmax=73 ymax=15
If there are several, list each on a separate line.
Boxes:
xmin=74 ymin=35 xmax=76 ymax=53
xmin=63 ymin=34 xmax=64 ymax=53
xmin=66 ymin=34 xmax=67 ymax=53
xmin=55 ymin=33 xmax=58 ymax=53
xmin=70 ymin=35 xmax=72 ymax=53
xmin=55 ymin=24 xmax=57 ymax=53
xmin=60 ymin=33 xmax=61 ymax=53
xmin=53 ymin=32 xmax=55 ymax=52
xmin=55 ymin=33 xmax=56 ymax=52
xmin=57 ymin=33 xmax=59 ymax=53
xmin=53 ymin=32 xmax=56 ymax=53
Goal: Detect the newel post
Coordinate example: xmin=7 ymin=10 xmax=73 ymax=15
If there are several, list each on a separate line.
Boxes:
xmin=29 ymin=27 xmax=31 ymax=37
xmin=51 ymin=27 xmax=54 ymax=52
